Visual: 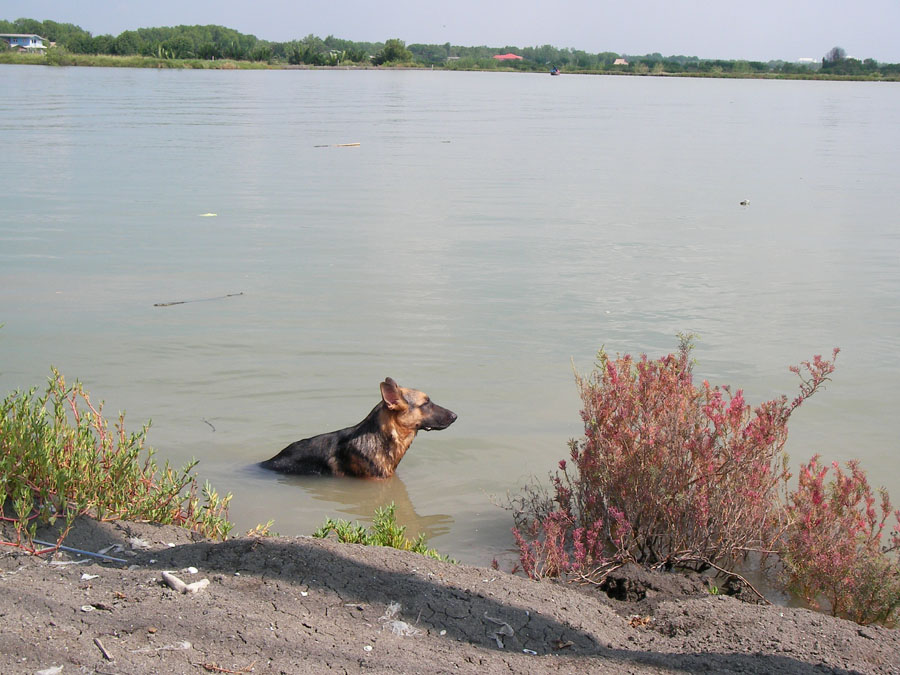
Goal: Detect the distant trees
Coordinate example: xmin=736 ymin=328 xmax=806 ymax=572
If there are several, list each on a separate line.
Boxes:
xmin=824 ymin=46 xmax=847 ymax=64
xmin=408 ymin=42 xmax=451 ymax=65
xmin=0 ymin=17 xmax=91 ymax=45
xmin=372 ymin=38 xmax=413 ymax=65
xmin=819 ymin=45 xmax=895 ymax=76
xmin=4 ymin=17 xmax=900 ymax=79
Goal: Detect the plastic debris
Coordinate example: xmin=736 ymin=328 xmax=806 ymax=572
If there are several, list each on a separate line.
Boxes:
xmin=379 ymin=602 xmax=422 ymax=637
xmin=484 ymin=612 xmax=514 ymax=649
xmin=98 ymin=544 xmax=124 ymax=556
xmin=49 ymin=559 xmax=92 ymax=566
xmin=33 ymin=539 xmax=127 ymax=564
xmin=36 ymin=667 xmax=64 ymax=675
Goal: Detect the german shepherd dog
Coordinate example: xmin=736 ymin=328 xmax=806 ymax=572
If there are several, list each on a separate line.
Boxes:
xmin=260 ymin=378 xmax=457 ymax=478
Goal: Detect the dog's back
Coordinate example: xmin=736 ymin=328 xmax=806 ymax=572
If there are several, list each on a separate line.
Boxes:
xmin=261 ymin=378 xmax=456 ymax=478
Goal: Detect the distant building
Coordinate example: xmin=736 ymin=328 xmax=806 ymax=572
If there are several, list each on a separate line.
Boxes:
xmin=493 ymin=53 xmax=523 ymax=61
xmin=0 ymin=33 xmax=47 ymax=52
xmin=613 ymin=58 xmax=629 ymax=66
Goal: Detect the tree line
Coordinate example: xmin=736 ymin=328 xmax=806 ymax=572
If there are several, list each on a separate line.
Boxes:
xmin=3 ymin=17 xmax=899 ymax=77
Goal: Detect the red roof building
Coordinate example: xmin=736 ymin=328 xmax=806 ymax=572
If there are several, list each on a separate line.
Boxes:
xmin=492 ymin=53 xmax=524 ymax=60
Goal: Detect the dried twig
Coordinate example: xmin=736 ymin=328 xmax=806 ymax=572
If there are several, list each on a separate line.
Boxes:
xmin=93 ymin=637 xmax=113 ymax=661
xmin=161 ymin=570 xmax=210 ymax=594
xmin=200 ymin=661 xmax=256 ymax=673
xmin=667 ymin=557 xmax=770 ymax=604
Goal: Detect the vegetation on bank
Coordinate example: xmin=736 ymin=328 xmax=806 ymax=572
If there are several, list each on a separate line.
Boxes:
xmin=0 ymin=369 xmax=234 ymax=554
xmin=1 ymin=347 xmax=897 ymax=625
xmin=511 ymin=339 xmax=900 ymax=626
xmin=313 ymin=503 xmax=452 ymax=561
xmin=0 ymin=49 xmax=268 ymax=69
xmin=2 ymin=17 xmax=899 ymax=80
xmin=0 ymin=368 xmax=447 ymax=564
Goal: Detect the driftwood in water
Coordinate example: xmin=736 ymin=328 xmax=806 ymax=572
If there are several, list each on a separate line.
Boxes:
xmin=153 ymin=292 xmax=243 ymax=307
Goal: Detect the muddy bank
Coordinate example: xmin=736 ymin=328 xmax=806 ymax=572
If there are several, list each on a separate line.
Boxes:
xmin=1 ymin=518 xmax=897 ymax=674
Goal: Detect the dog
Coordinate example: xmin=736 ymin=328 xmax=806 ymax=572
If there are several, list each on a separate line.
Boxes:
xmin=260 ymin=377 xmax=457 ymax=478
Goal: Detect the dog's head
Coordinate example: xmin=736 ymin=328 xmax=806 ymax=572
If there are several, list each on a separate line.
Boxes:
xmin=380 ymin=377 xmax=457 ymax=432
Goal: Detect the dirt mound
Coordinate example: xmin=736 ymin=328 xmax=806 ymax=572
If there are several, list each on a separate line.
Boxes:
xmin=1 ymin=518 xmax=897 ymax=674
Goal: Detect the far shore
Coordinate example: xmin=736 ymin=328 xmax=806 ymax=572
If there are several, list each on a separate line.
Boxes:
xmin=2 ymin=51 xmax=898 ymax=82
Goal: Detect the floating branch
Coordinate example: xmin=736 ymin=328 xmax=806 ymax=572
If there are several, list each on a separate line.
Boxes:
xmin=154 ymin=292 xmax=244 ymax=307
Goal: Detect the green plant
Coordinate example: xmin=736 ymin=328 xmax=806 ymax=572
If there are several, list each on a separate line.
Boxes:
xmin=1 ymin=369 xmax=233 ymax=554
xmin=313 ymin=503 xmax=452 ymax=562
xmin=246 ymin=520 xmax=276 ymax=537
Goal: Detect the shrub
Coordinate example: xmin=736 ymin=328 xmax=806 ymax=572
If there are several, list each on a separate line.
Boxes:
xmin=314 ymin=503 xmax=452 ymax=562
xmin=782 ymin=456 xmax=900 ymax=625
xmin=512 ymin=337 xmax=838 ymax=583
xmin=1 ymin=369 xmax=233 ymax=554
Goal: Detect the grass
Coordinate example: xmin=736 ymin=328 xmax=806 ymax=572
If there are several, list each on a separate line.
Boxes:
xmin=1 ymin=368 xmax=234 ymax=555
xmin=0 ymin=49 xmax=271 ymax=69
xmin=313 ymin=503 xmax=453 ymax=562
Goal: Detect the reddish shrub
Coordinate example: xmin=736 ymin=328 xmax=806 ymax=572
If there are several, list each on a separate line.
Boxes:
xmin=512 ymin=338 xmax=838 ymax=583
xmin=782 ymin=456 xmax=900 ymax=625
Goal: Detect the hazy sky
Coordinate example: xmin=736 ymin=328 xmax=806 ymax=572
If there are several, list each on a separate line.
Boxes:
xmin=5 ymin=0 xmax=900 ymax=63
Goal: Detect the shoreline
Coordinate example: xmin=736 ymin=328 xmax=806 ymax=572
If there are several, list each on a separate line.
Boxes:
xmin=1 ymin=516 xmax=897 ymax=674
xmin=2 ymin=53 xmax=898 ymax=82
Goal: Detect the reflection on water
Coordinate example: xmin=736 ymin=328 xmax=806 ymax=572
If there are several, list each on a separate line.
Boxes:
xmin=2 ymin=66 xmax=899 ymax=566
xmin=277 ymin=472 xmax=454 ymax=542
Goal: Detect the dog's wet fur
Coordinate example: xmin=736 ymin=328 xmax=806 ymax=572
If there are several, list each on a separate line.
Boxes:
xmin=260 ymin=378 xmax=457 ymax=478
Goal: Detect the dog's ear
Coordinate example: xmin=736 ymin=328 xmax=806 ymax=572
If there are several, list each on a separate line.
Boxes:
xmin=380 ymin=378 xmax=407 ymax=411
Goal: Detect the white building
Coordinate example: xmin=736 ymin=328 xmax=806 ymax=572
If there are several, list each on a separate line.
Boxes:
xmin=0 ymin=34 xmax=47 ymax=52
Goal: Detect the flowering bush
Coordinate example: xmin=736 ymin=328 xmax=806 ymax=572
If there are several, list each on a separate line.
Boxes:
xmin=512 ymin=338 xmax=838 ymax=584
xmin=782 ymin=456 xmax=900 ymax=625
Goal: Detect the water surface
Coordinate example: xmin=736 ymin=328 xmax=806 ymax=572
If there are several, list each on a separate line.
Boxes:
xmin=2 ymin=65 xmax=898 ymax=565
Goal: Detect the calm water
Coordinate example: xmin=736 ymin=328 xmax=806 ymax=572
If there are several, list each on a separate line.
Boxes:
xmin=2 ymin=65 xmax=898 ymax=566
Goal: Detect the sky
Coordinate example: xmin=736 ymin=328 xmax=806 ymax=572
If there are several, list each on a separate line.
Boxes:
xmin=4 ymin=0 xmax=900 ymax=63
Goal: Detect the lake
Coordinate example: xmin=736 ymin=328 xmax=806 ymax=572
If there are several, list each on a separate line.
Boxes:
xmin=1 ymin=64 xmax=898 ymax=566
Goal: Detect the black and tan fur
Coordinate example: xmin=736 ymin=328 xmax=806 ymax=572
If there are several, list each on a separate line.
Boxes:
xmin=260 ymin=378 xmax=457 ymax=478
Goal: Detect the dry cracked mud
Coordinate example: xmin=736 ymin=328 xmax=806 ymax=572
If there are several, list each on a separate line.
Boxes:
xmin=1 ymin=518 xmax=898 ymax=674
